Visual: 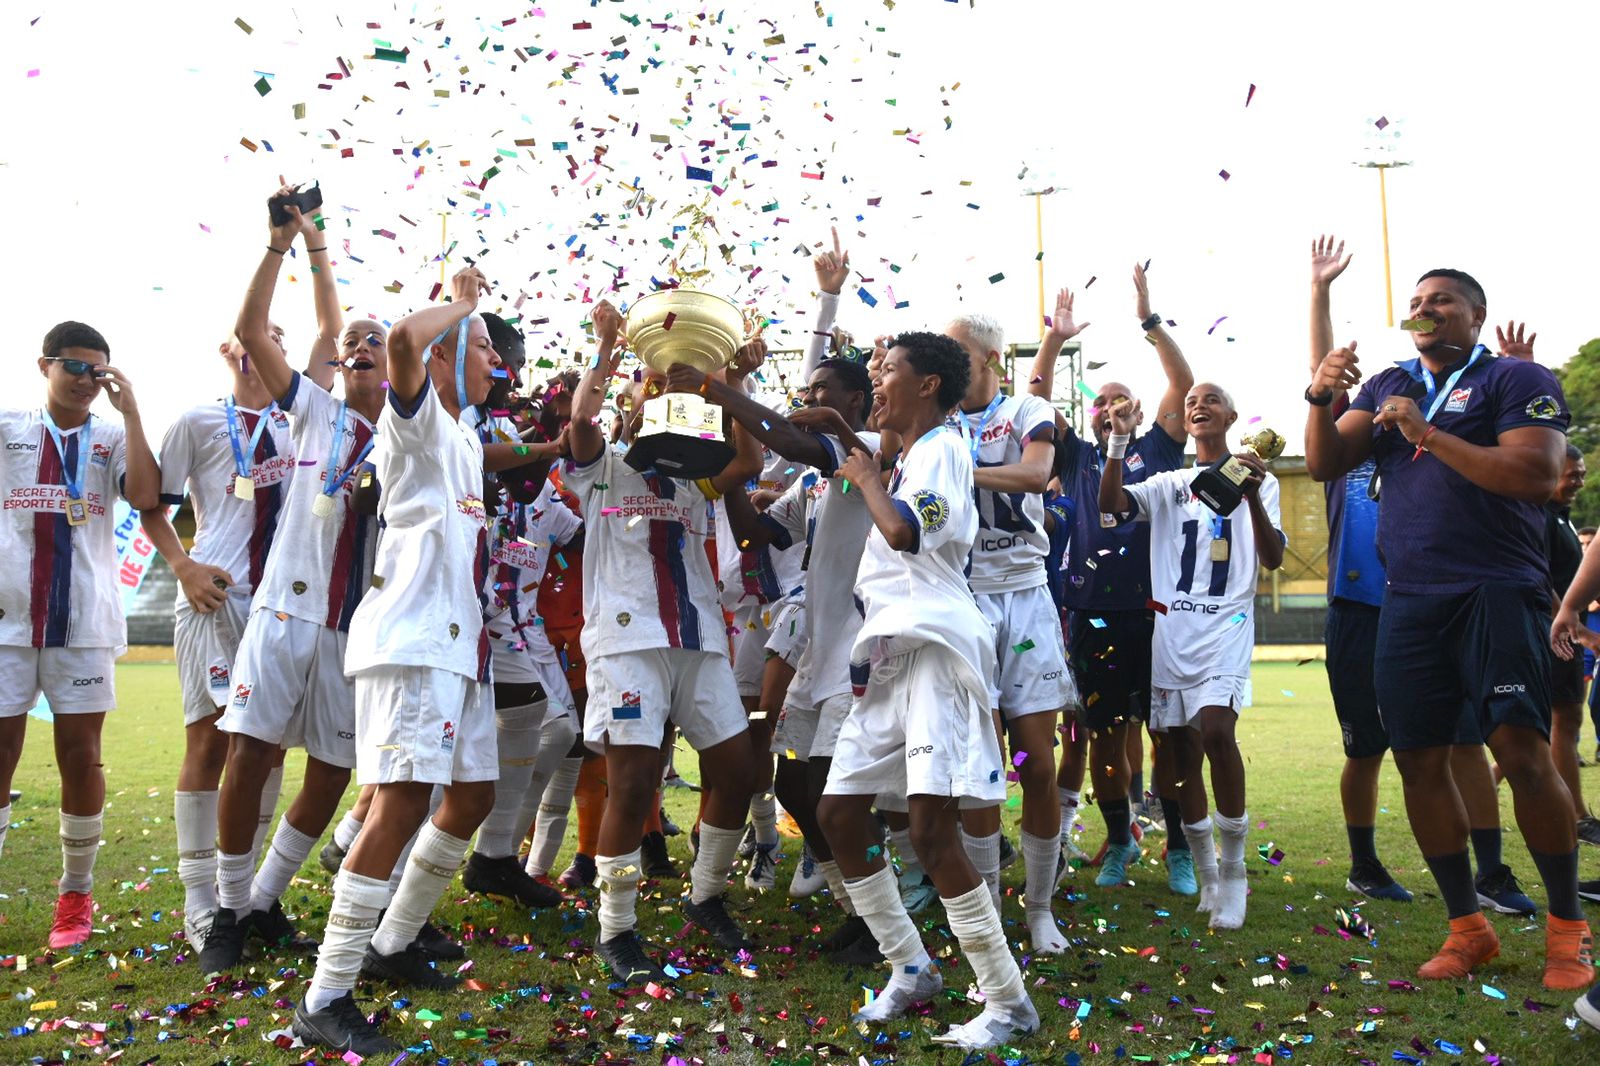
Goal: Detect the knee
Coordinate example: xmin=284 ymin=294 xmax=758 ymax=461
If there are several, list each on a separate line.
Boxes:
xmin=1198 ymin=719 xmax=1235 ymax=756
xmin=704 ymin=757 xmax=755 ymax=800
xmin=55 ymin=729 xmax=103 ymax=770
xmin=1018 ymin=755 xmax=1054 ymax=792
xmin=376 ymin=784 xmax=435 ymax=827
xmin=908 ymin=818 xmax=959 ymax=867
xmin=815 ymin=795 xmax=853 ymax=840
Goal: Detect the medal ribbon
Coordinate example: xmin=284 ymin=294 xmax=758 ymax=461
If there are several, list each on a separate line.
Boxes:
xmin=225 ymin=397 xmax=274 ymax=482
xmin=321 ymin=403 xmax=374 ymax=501
xmin=40 ymin=409 xmax=91 ymax=502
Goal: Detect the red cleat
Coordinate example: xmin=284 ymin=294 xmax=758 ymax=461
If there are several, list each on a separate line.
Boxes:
xmin=48 ymin=891 xmax=95 ymax=950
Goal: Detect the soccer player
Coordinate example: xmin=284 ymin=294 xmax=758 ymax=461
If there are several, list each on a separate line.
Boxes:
xmin=943 ymin=312 xmax=1074 ymax=951
xmin=203 ymin=188 xmax=385 ymax=972
xmin=564 ymin=300 xmax=764 ymax=983
xmin=1028 ymin=267 xmax=1197 ymax=895
xmin=1305 ymin=235 xmax=1413 ymax=901
xmin=1306 ymin=268 xmax=1592 ymax=990
xmin=293 ymin=266 xmax=503 ymax=1054
xmin=0 ymin=321 xmax=159 ymax=948
xmin=1546 ymin=444 xmax=1599 ymax=843
xmin=814 ymin=331 xmax=1038 ymax=1050
xmin=1099 ymin=383 xmax=1283 ymax=930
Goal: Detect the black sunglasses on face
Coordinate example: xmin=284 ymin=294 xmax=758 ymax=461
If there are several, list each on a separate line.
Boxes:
xmin=46 ymin=357 xmax=106 ymax=376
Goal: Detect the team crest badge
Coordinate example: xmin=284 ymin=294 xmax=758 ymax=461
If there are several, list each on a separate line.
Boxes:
xmin=1444 ymin=387 xmax=1472 ymax=413
xmin=614 ymin=690 xmax=643 ymax=720
xmin=1526 ymin=395 xmax=1562 ymax=420
xmin=208 ymin=664 xmax=230 ymax=692
xmin=448 ymin=622 xmax=460 ymax=639
xmin=441 ymin=720 xmax=456 ymax=753
xmin=911 ymin=490 xmax=949 ymax=533
xmin=1125 ymin=453 xmax=1145 ymax=472
xmin=291 ymin=580 xmax=308 ymax=595
xmin=231 ymin=682 xmax=253 ymax=708
xmin=617 ymin=611 xmax=631 ymax=626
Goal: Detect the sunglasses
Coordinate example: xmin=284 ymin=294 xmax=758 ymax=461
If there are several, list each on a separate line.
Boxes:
xmin=46 ymin=357 xmax=107 ymax=376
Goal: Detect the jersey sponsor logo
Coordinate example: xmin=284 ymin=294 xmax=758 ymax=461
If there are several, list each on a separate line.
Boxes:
xmin=493 ymin=539 xmax=543 ymax=571
xmin=5 ymin=441 xmax=37 ymax=451
xmin=908 ymin=744 xmax=933 ymax=757
xmin=3 ymin=486 xmax=108 ymax=517
xmin=912 ymin=490 xmax=949 ymax=533
xmin=1124 ymin=453 xmax=1145 ymax=472
xmin=1444 ymin=387 xmax=1472 ymax=413
xmin=71 ymin=676 xmax=105 ymax=686
xmin=1099 ymin=512 xmax=1118 ymax=528
xmin=613 ymin=690 xmax=643 ymax=720
xmin=1492 ymin=683 xmax=1527 ymax=694
xmin=1169 ymin=598 xmax=1221 ymax=614
xmin=440 ymin=720 xmax=456 ymax=753
xmin=456 ymin=495 xmax=487 ymax=522
xmin=1526 ymin=395 xmax=1562 ymax=420
xmin=208 ymin=664 xmax=230 ymax=690
xmin=978 ymin=534 xmax=1025 ymax=551
xmin=232 ymin=682 xmax=253 ymax=708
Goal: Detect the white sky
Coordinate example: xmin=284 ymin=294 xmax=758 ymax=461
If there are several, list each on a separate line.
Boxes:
xmin=3 ymin=0 xmax=1598 ymax=444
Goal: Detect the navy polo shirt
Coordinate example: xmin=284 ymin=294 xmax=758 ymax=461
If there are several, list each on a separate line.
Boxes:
xmin=1324 ymin=457 xmax=1385 ymax=607
xmin=1349 ymin=346 xmax=1570 ymax=595
xmin=1042 ymin=488 xmax=1075 ymax=609
xmin=1057 ymin=420 xmax=1185 ymax=611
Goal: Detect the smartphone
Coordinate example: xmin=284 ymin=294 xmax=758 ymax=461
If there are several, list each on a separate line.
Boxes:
xmin=268 ymin=182 xmax=323 ymax=226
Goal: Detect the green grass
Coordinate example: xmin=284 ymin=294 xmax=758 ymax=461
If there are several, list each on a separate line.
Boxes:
xmin=2 ymin=662 xmax=1598 ymax=1063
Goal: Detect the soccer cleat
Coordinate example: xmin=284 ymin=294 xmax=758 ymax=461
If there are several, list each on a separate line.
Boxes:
xmin=198 ymin=907 xmax=249 ymax=973
xmin=362 ymin=942 xmax=460 ymax=990
xmin=931 ymin=996 xmax=1040 ymax=1050
xmin=833 ymin=924 xmax=886 ymax=965
xmin=1477 ymin=863 xmax=1539 ymax=916
xmin=250 ymin=899 xmax=320 ymax=953
xmin=463 ymin=851 xmax=565 ymax=908
xmin=640 ymin=831 xmax=680 ymax=880
xmin=789 ymin=843 xmax=826 ymax=898
xmin=413 ymin=919 xmax=465 ymax=960
xmin=682 ymin=893 xmax=754 ymax=952
xmin=1418 ymin=914 xmax=1500 ymax=980
xmin=292 ymin=992 xmax=399 ymax=1056
xmin=1577 ymin=817 xmax=1600 ymax=848
xmin=745 ymin=842 xmax=779 ymax=891
xmin=899 ymin=872 xmax=939 ymax=916
xmin=559 ymin=852 xmax=597 ymax=890
xmin=1579 ymin=879 xmax=1600 ymax=904
xmin=853 ymin=964 xmax=943 ymax=1023
xmin=1166 ymin=849 xmax=1198 ymax=896
xmin=47 ymin=891 xmax=95 ymax=950
xmin=1346 ymin=860 xmax=1414 ymax=903
xmin=659 ymin=805 xmax=681 ymax=837
xmin=1095 ymin=840 xmax=1141 ymax=888
xmin=183 ymin=906 xmax=216 ymax=953
xmin=1088 ymin=819 xmax=1144 ymax=866
xmin=736 ymin=823 xmax=757 ymax=860
xmin=318 ymin=839 xmax=347 ymax=876
xmin=661 ymin=771 xmax=694 ymax=790
xmin=997 ymin=833 xmax=1018 ymax=870
xmin=1576 ymin=982 xmax=1600 ymax=1032
xmin=821 ymin=914 xmax=872 ymax=954
xmin=595 ymin=930 xmax=670 ymax=985
xmin=1543 ymin=915 xmax=1595 ymax=990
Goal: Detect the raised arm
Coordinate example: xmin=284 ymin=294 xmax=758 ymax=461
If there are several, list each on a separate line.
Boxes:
xmin=805 ymin=226 xmax=849 ymax=377
xmin=1097 ymin=398 xmax=1140 ymax=514
xmin=1027 ymin=286 xmax=1089 ymax=400
xmin=1235 ymin=454 xmax=1284 ymax=571
xmin=1304 ymin=342 xmax=1375 ymax=481
xmin=299 ymin=187 xmax=341 ymax=390
xmin=974 ymin=438 xmax=1054 ymax=493
xmin=568 ymin=301 xmax=624 ymax=466
xmin=1309 ymin=235 xmax=1351 ymax=378
xmin=234 ymin=183 xmax=304 ymax=405
xmin=386 ymin=266 xmax=488 ymax=405
xmin=1136 ymin=263 xmax=1194 ymax=444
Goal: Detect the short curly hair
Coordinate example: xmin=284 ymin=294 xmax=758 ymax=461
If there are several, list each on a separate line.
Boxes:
xmin=42 ymin=321 xmax=110 ymax=362
xmin=891 ymin=331 xmax=971 ymax=412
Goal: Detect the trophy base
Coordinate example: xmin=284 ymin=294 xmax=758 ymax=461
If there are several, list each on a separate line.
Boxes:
xmin=625 ymin=431 xmax=736 ymax=482
xmin=1190 ymin=456 xmax=1250 ymax=516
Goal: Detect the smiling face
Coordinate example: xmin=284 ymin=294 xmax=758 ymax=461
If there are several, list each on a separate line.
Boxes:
xmin=1091 ymin=380 xmax=1136 ymax=446
xmin=1556 ymin=453 xmax=1587 ymax=507
xmin=38 ymin=346 xmax=109 ymax=418
xmin=339 ymin=320 xmax=390 ymax=404
xmin=429 ymin=316 xmax=501 ymax=407
xmin=1184 ymin=381 xmax=1237 ymax=443
xmin=871 ymin=346 xmax=940 ymax=435
xmin=1407 ymin=276 xmax=1485 ymax=358
xmin=805 ymin=366 xmax=864 ymax=423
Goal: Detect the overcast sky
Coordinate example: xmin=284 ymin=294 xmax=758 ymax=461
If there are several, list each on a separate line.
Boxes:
xmin=3 ymin=0 xmax=1597 ymax=445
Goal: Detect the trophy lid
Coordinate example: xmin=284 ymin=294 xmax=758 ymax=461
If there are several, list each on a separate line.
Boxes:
xmin=626 ymin=289 xmax=745 ymax=375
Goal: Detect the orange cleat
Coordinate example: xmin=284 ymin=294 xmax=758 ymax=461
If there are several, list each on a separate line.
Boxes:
xmin=47 ymin=891 xmax=95 ymax=950
xmin=1542 ymin=915 xmax=1595 ymax=990
xmin=1417 ymin=913 xmax=1499 ymax=980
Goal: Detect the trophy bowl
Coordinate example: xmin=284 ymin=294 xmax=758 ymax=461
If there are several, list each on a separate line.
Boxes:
xmin=1241 ymin=428 xmax=1286 ymax=462
xmin=1192 ymin=426 xmax=1282 ymax=516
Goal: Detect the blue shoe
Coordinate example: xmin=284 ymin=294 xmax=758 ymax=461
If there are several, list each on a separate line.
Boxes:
xmin=1346 ymin=860 xmax=1413 ymax=903
xmin=1476 ymin=863 xmax=1538 ymax=916
xmin=1166 ymin=849 xmax=1198 ymax=896
xmin=1095 ymin=840 xmax=1140 ymax=888
xmin=899 ymin=872 xmax=938 ymax=916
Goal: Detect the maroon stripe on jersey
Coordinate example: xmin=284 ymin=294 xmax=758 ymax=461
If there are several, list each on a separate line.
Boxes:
xmin=28 ymin=427 xmax=67 ymax=648
xmin=648 ymin=519 xmax=684 ymax=649
xmin=323 ymin=419 xmax=374 ymax=630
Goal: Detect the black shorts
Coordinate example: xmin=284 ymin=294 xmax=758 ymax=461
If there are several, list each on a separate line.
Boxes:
xmin=1324 ymin=599 xmax=1388 ymax=759
xmin=1373 ymin=584 xmax=1552 ymax=752
xmin=1067 ymin=608 xmax=1154 ymax=730
xmin=1551 ymin=644 xmax=1587 ymax=706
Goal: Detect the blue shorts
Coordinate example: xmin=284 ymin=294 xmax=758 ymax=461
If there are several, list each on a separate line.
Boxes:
xmin=1373 ymin=584 xmax=1551 ymax=752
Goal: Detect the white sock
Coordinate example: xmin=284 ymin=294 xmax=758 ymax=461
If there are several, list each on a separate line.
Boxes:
xmin=387 ymin=787 xmax=443 ymax=898
xmin=1210 ymin=811 xmax=1249 ymax=930
xmin=528 ymin=756 xmax=582 ymax=877
xmin=175 ymin=790 xmax=219 ymax=914
xmin=0 ymin=803 xmax=11 ymax=860
xmin=516 ymin=714 xmax=576 ymax=863
xmin=332 ymin=810 xmax=363 ymax=851
xmin=848 ymin=864 xmax=932 ymax=975
xmin=1020 ymin=830 xmax=1067 ymax=954
xmin=1214 ymin=810 xmax=1249 ymax=865
xmin=217 ymin=849 xmax=256 ymax=914
xmin=477 ymin=701 xmax=544 ymax=859
xmin=59 ymin=811 xmax=102 ymax=895
xmin=596 ymin=849 xmax=642 ymax=941
xmin=889 ymin=827 xmax=925 ymax=883
xmin=962 ymin=827 xmax=1002 ymax=911
xmin=1183 ymin=818 xmax=1219 ymax=913
xmin=250 ymin=815 xmax=317 ymax=914
xmin=370 ymin=822 xmax=470 ymax=957
xmin=944 ymin=882 xmax=1028 ymax=1009
xmin=305 ymin=869 xmax=389 ymax=1013
xmin=1058 ymin=787 xmax=1081 ymax=834
xmin=819 ymin=859 xmax=857 ymax=915
xmin=690 ymin=821 xmax=744 ymax=904
xmin=749 ymin=790 xmax=779 ymax=847
xmin=253 ymin=765 xmax=284 ymax=862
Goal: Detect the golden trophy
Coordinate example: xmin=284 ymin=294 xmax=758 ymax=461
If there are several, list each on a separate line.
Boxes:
xmin=1192 ymin=428 xmax=1285 ymax=516
xmin=622 ymin=288 xmax=746 ymax=480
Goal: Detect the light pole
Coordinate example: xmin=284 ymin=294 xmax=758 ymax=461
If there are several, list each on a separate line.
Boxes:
xmin=1354 ymin=118 xmax=1410 ymax=327
xmin=1021 ymin=181 xmax=1057 ymax=339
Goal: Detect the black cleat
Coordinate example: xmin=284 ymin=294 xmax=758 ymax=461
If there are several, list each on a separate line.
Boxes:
xmin=292 ymin=992 xmax=399 ymax=1056
xmin=362 ymin=941 xmax=460 ymax=990
xmin=249 ymin=899 xmax=320 ymax=953
xmin=821 ymin=913 xmax=871 ymax=954
xmin=659 ymin=806 xmax=682 ymax=837
xmin=641 ymin=831 xmax=680 ymax=879
xmin=832 ymin=923 xmax=885 ymax=966
xmin=318 ymin=839 xmax=347 ymax=876
xmin=463 ymin=851 xmax=564 ymax=908
xmin=198 ymin=906 xmax=249 ymax=974
xmin=1579 ymin=879 xmax=1600 ymax=905
xmin=413 ymin=918 xmax=465 ymax=960
xmin=682 ymin=893 xmax=754 ymax=952
xmin=595 ymin=930 xmax=670 ymax=985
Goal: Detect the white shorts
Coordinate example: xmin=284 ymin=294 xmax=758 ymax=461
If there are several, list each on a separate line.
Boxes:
xmin=0 ymin=646 xmax=117 ymax=717
xmin=529 ymin=655 xmax=576 ymax=723
xmin=583 ymin=648 xmax=747 ymax=754
xmin=1150 ymin=674 xmax=1251 ymax=732
xmin=824 ymin=645 xmax=1005 ymax=804
xmin=732 ymin=607 xmax=772 ymax=698
xmin=763 ymin=599 xmax=808 ymax=669
xmin=355 ymin=666 xmax=497 ymax=785
xmin=976 ymin=586 xmax=1077 ymax=719
xmin=223 ymin=608 xmax=355 ymax=767
xmin=770 ymin=692 xmax=852 ymax=762
xmin=174 ymin=594 xmax=250 ymax=726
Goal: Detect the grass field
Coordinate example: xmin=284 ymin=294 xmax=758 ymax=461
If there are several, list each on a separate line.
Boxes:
xmin=3 ymin=662 xmax=1600 ymax=1064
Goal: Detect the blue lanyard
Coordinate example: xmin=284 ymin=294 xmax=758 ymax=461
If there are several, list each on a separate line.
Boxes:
xmin=321 ymin=403 xmax=374 ymax=499
xmin=956 ymin=394 xmax=1006 ymax=461
xmin=428 ymin=316 xmax=475 ymax=412
xmin=1418 ymin=346 xmax=1484 ymax=422
xmin=41 ymin=410 xmax=91 ymax=501
xmin=225 ymin=397 xmax=274 ymax=481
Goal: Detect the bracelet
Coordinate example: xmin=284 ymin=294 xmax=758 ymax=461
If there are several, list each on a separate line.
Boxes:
xmin=698 ymin=378 xmax=712 ymax=396
xmin=266 ymin=245 xmax=288 ymax=255
xmin=1418 ymin=425 xmax=1438 ymax=451
xmin=1106 ymin=432 xmax=1130 ymax=460
xmin=306 ymin=245 xmax=328 ymax=253
xmin=1303 ymin=384 xmax=1334 ymax=407
xmin=1141 ymin=313 xmax=1161 ymax=332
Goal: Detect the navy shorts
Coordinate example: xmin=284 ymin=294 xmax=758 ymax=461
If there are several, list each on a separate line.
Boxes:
xmin=1551 ymin=645 xmax=1587 ymax=706
xmin=1068 ymin=608 xmax=1154 ymax=730
xmin=1373 ymin=584 xmax=1552 ymax=752
xmin=1324 ymin=600 xmax=1388 ymax=759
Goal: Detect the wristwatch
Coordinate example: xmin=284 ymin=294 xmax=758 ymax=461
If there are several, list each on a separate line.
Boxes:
xmin=1140 ymin=313 xmax=1161 ymax=332
xmin=1304 ymin=384 xmax=1335 ymax=407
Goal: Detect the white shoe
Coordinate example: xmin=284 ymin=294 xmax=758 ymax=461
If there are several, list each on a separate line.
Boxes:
xmin=183 ymin=906 xmax=216 ymax=952
xmin=789 ymin=843 xmax=826 ymax=898
xmin=932 ymin=997 xmax=1040 ymax=1049
xmin=744 ymin=843 xmax=779 ymax=891
xmin=852 ymin=963 xmax=943 ymax=1023
xmin=1209 ymin=861 xmax=1248 ymax=930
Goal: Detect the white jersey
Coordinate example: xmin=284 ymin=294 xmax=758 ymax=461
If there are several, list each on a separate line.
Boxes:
xmin=853 ymin=427 xmax=994 ymax=685
xmin=0 ymin=409 xmax=129 ymax=649
xmin=345 ymin=381 xmax=492 ymax=682
xmin=950 ymin=391 xmax=1055 ymax=595
xmin=563 ymin=443 xmax=725 ymax=659
xmin=1123 ymin=467 xmax=1284 ymax=688
xmin=486 ymin=488 xmax=582 ymax=668
xmin=716 ymin=389 xmax=805 ymax=613
xmin=157 ymin=400 xmax=296 ymax=598
xmin=252 ymin=374 xmax=379 ymax=632
xmin=761 ymin=430 xmax=882 ymax=704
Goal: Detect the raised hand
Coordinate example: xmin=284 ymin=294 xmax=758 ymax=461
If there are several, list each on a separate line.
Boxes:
xmin=665 ymin=363 xmax=708 ymax=396
xmin=1233 ymin=452 xmax=1267 ymax=498
xmin=590 ymin=300 xmax=624 ymax=351
xmin=267 ymin=180 xmax=303 ymax=251
xmin=1133 ymin=263 xmax=1153 ymax=322
xmin=449 ymin=265 xmax=489 ymax=306
xmin=1107 ymin=397 xmax=1141 ymax=436
xmin=1310 ymin=235 xmax=1352 ymax=287
xmin=1046 ymin=287 xmax=1089 ymax=344
xmin=789 ymin=405 xmax=848 ymax=435
xmin=1311 ymin=341 xmax=1362 ymax=397
xmin=95 ymin=364 xmax=139 ymax=414
xmin=732 ymin=336 xmax=768 ymax=379
xmin=1495 ymin=321 xmax=1537 ymax=361
xmin=814 ymin=226 xmax=851 ymax=295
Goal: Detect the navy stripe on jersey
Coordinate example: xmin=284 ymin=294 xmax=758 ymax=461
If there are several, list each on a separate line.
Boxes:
xmin=245 ymin=410 xmax=287 ymax=589
xmin=648 ymin=518 xmax=700 ymax=650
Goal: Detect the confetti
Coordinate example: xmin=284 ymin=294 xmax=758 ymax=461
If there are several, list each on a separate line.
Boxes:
xmin=1245 ymin=82 xmax=1256 ymax=106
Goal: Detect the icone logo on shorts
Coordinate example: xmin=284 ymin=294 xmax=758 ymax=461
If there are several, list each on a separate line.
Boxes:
xmin=232 ymin=682 xmax=253 ymax=707
xmin=71 ymin=676 xmax=105 ymax=686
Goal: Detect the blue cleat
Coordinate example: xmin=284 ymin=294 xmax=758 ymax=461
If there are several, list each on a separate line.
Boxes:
xmin=1346 ymin=860 xmax=1413 ymax=903
xmin=1095 ymin=840 xmax=1142 ymax=888
xmin=1476 ymin=863 xmax=1538 ymax=916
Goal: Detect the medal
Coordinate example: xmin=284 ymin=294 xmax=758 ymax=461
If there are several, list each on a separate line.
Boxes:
xmin=65 ymin=498 xmax=89 ymax=526
xmin=315 ymin=402 xmax=374 ymax=521
xmin=1210 ymin=538 xmax=1229 ymax=562
xmin=41 ymin=409 xmax=92 ymax=529
xmin=225 ymin=397 xmax=274 ymax=505
xmin=234 ymin=474 xmax=255 ymax=501
xmin=312 ymin=493 xmax=335 ymax=518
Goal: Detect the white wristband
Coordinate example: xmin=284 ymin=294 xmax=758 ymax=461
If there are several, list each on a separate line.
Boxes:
xmin=1106 ymin=432 xmax=1130 ymax=460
